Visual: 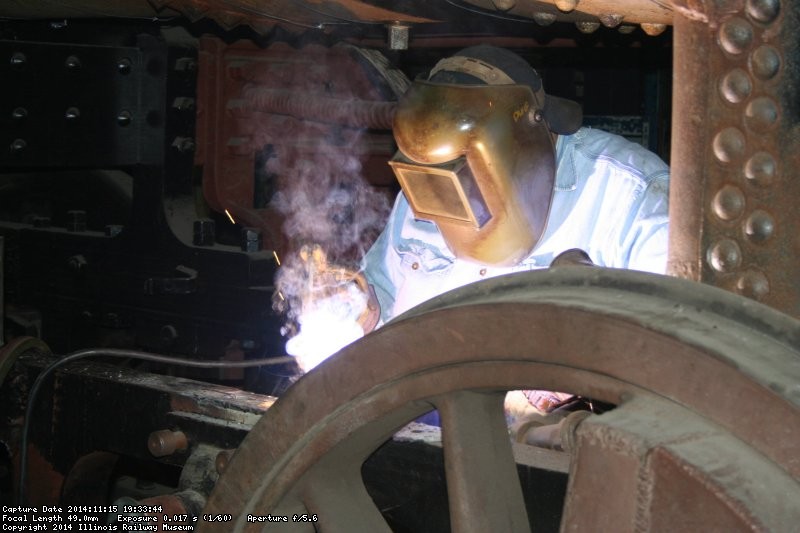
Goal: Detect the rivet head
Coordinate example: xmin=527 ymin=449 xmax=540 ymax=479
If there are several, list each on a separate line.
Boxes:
xmin=745 ymin=96 xmax=779 ymax=132
xmin=707 ymin=239 xmax=742 ymax=272
xmin=718 ymin=17 xmax=754 ymax=55
xmin=618 ymin=25 xmax=637 ymax=34
xmin=490 ymin=0 xmax=516 ymax=11
xmin=576 ymin=21 xmax=601 ymax=34
xmin=713 ymin=127 xmax=746 ymax=163
xmin=746 ymin=0 xmax=780 ymax=24
xmin=555 ymin=0 xmax=579 ymax=13
xmin=599 ymin=14 xmax=624 ymax=28
xmin=479 ymin=268 xmax=488 ymax=276
xmin=719 ymin=68 xmax=752 ymax=104
xmin=11 ymin=107 xmax=27 ymax=120
xmin=65 ymin=55 xmax=81 ymax=70
xmin=640 ymin=23 xmax=667 ymax=36
xmin=712 ymin=185 xmax=745 ymax=221
xmin=735 ymin=269 xmax=769 ymax=300
xmin=117 ymin=57 xmax=132 ymax=74
xmin=9 ymin=139 xmax=27 ymax=153
xmin=743 ymin=209 xmax=775 ymax=242
xmin=411 ymin=262 xmax=420 ymax=270
xmin=532 ymin=12 xmax=557 ymax=26
xmin=10 ymin=52 xmax=26 ymax=67
xmin=744 ymin=151 xmax=776 ymax=187
xmin=117 ymin=110 xmax=132 ymax=127
xmin=65 ymin=107 xmax=80 ymax=120
xmin=750 ymin=45 xmax=781 ymax=80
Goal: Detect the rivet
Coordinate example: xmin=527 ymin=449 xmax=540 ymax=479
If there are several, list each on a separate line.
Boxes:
xmin=11 ymin=107 xmax=27 ymax=120
xmin=735 ymin=269 xmax=769 ymax=300
xmin=9 ymin=139 xmax=27 ymax=153
xmin=743 ymin=209 xmax=775 ymax=242
xmin=618 ymin=25 xmax=637 ymax=34
xmin=744 ymin=151 xmax=776 ymax=187
xmin=532 ymin=12 xmax=557 ymax=26
xmin=712 ymin=127 xmax=746 ymax=163
xmin=718 ymin=18 xmax=754 ymax=55
xmin=707 ymin=239 xmax=742 ymax=272
xmin=746 ymin=0 xmax=780 ymax=24
xmin=65 ymin=107 xmax=80 ymax=120
xmin=750 ymin=45 xmax=781 ymax=80
xmin=10 ymin=52 xmax=26 ymax=67
xmin=711 ymin=185 xmax=745 ymax=221
xmin=65 ymin=55 xmax=81 ymax=70
xmin=576 ymin=21 xmax=601 ymax=34
xmin=744 ymin=96 xmax=778 ymax=132
xmin=640 ymin=23 xmax=667 ymax=36
xmin=599 ymin=14 xmax=624 ymax=28
xmin=479 ymin=268 xmax=487 ymax=276
xmin=117 ymin=110 xmax=132 ymax=127
xmin=531 ymin=109 xmax=544 ymax=123
xmin=117 ymin=57 xmax=132 ymax=75
xmin=719 ymin=68 xmax=752 ymax=104
xmin=411 ymin=262 xmax=420 ymax=270
xmin=555 ymin=0 xmax=579 ymax=13
xmin=491 ymin=0 xmax=516 ymax=10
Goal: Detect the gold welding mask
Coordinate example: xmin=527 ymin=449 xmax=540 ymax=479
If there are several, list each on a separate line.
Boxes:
xmin=389 ymin=80 xmax=555 ymax=266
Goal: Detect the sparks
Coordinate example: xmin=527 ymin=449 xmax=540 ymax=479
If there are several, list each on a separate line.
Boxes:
xmin=273 ymin=250 xmax=281 ymax=265
xmin=224 ymin=209 xmax=236 ymax=224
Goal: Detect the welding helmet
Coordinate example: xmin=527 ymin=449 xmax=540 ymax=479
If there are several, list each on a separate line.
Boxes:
xmin=389 ymin=46 xmax=582 ymax=266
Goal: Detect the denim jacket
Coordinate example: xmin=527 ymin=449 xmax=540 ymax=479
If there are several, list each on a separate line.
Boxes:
xmin=363 ymin=127 xmax=670 ymax=325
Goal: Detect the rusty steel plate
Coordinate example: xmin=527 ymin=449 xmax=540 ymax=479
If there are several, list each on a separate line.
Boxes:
xmin=200 ymin=267 xmax=800 ymax=532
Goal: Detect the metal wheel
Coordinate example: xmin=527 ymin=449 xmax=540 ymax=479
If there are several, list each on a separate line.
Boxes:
xmin=200 ymin=267 xmax=800 ymax=532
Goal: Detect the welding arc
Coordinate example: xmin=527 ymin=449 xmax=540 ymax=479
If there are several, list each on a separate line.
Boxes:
xmin=16 ymin=348 xmax=295 ymax=505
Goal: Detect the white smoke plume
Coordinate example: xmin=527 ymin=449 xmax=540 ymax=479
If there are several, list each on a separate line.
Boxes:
xmin=270 ymin=140 xmax=390 ymax=371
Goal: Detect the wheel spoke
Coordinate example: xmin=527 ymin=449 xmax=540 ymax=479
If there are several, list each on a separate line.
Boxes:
xmin=435 ymin=390 xmax=531 ymax=533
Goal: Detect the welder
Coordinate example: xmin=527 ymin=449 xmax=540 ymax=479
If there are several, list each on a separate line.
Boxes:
xmin=362 ymin=45 xmax=670 ymax=414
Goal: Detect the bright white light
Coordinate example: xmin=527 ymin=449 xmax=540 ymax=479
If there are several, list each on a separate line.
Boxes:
xmin=285 ymin=282 xmax=367 ymax=373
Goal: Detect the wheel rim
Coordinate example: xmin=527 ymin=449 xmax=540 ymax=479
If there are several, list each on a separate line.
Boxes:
xmin=201 ymin=267 xmax=800 ymax=532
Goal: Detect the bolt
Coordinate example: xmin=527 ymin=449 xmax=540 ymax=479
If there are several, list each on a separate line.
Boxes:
xmin=11 ymin=107 xmax=27 ymax=120
xmin=240 ymin=227 xmax=263 ymax=252
xmin=67 ymin=255 xmax=88 ymax=271
xmin=32 ymin=216 xmax=51 ymax=228
xmin=192 ymin=219 xmax=215 ymax=246
xmin=386 ymin=22 xmax=411 ymax=50
xmin=174 ymin=57 xmax=197 ymax=72
xmin=9 ymin=139 xmax=26 ymax=154
xmin=66 ymin=210 xmax=87 ymax=232
xmin=105 ymin=224 xmax=124 ymax=237
xmin=116 ymin=110 xmax=132 ymax=127
xmin=172 ymin=97 xmax=195 ymax=111
xmin=147 ymin=430 xmax=188 ymax=458
xmin=172 ymin=136 xmax=195 ymax=153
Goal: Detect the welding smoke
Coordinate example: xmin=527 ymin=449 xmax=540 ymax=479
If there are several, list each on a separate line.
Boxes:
xmin=269 ymin=138 xmax=390 ymax=371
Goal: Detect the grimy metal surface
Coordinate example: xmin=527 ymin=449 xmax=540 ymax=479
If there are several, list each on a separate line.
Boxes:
xmin=200 ymin=267 xmax=800 ymax=532
xmin=668 ymin=0 xmax=800 ymax=319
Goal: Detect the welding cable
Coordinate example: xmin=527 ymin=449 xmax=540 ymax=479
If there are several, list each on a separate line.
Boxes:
xmin=16 ymin=348 xmax=295 ymax=505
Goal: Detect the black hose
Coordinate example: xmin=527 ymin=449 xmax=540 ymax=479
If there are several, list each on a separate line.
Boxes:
xmin=17 ymin=348 xmax=295 ymax=505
